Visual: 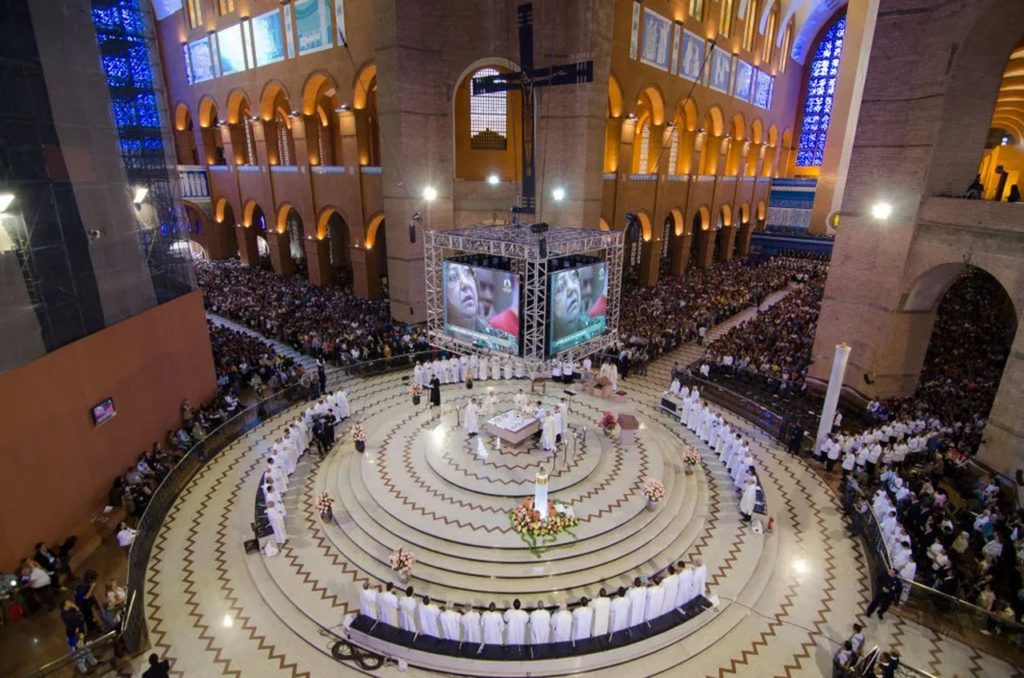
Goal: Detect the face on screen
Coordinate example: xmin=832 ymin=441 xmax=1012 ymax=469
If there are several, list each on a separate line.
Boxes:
xmin=445 ymin=263 xmax=478 ymax=327
xmin=475 ymin=268 xmax=497 ymax=320
xmin=553 ymin=270 xmax=582 ymax=336
xmin=578 ymin=266 xmax=596 ymax=314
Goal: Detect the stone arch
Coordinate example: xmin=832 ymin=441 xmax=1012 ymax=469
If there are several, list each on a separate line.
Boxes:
xmin=259 ymin=80 xmax=293 ymax=121
xmin=275 ymin=203 xmax=306 ymax=262
xmin=902 ymin=263 xmax=973 ymax=313
xmin=174 ymin=102 xmax=191 ymax=131
xmin=738 ymin=202 xmax=751 ymax=225
xmin=316 ymin=207 xmax=354 ymax=278
xmin=719 ymin=203 xmax=733 ymax=228
xmin=767 ymin=123 xmax=779 ymax=148
xmin=242 ymin=199 xmax=265 ymax=228
xmin=225 ymin=88 xmax=252 ymax=124
xmin=704 ymin=106 xmax=725 ymax=137
xmin=608 ymin=74 xmax=624 ymax=118
xmin=365 ymin=212 xmax=386 ymax=249
xmin=214 ymin=197 xmax=232 ymax=224
xmin=453 ymin=58 xmax=523 ymax=181
xmin=198 ymin=96 xmax=220 ymax=128
xmin=353 ymin=62 xmax=377 ymax=111
xmin=173 ymin=103 xmax=198 ymax=165
xmin=755 ymin=199 xmax=768 ymax=228
xmin=635 ymin=210 xmax=653 ymax=241
xmin=302 ymin=71 xmax=343 ymax=166
xmin=729 ymin=113 xmax=746 ymax=142
xmin=750 ymin=118 xmax=764 ymax=145
xmin=633 ymin=84 xmax=666 ymax=125
xmin=669 ymin=207 xmax=685 ymax=236
xmin=679 ymin=98 xmax=699 ymax=132
xmin=301 ymin=71 xmax=340 ymax=116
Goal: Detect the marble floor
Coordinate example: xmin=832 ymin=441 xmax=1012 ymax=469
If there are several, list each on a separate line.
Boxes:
xmin=141 ymin=307 xmax=1021 ymax=677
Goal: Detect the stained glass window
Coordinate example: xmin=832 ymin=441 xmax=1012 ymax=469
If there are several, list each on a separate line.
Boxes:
xmin=637 ymin=121 xmax=651 ymax=173
xmin=796 ymin=15 xmax=846 ymax=167
xmin=470 ymin=68 xmax=507 ymax=150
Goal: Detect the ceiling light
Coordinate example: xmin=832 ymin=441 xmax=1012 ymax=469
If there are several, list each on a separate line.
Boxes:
xmin=0 ymin=193 xmax=15 ymax=213
xmin=132 ymin=186 xmax=149 ymax=205
xmin=552 ymin=187 xmax=566 ymax=202
xmin=422 ymin=186 xmax=437 ymax=202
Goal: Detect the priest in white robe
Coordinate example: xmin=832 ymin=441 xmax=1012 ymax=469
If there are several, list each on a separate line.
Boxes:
xmin=514 ymin=359 xmax=526 ymax=378
xmin=644 ymin=577 xmax=665 ymax=622
xmin=461 ymin=605 xmax=482 ymax=644
xmin=447 ymin=358 xmax=459 ymax=384
xmin=739 ymin=476 xmax=759 ymax=522
xmin=503 ymin=600 xmax=529 ymax=645
xmin=476 ymin=355 xmax=487 ymax=381
xmin=660 ymin=567 xmax=680 ymax=615
xmin=418 ymin=596 xmax=441 ymax=637
xmin=484 ymin=390 xmax=498 ymax=416
xmin=333 ymin=391 xmax=350 ymax=419
xmin=265 ymin=501 xmax=287 ymax=545
xmin=528 ymin=603 xmax=551 ymax=644
xmin=554 ymin=399 xmax=567 ymax=438
xmin=262 ymin=482 xmax=284 ymax=515
xmin=692 ymin=558 xmax=707 ymax=599
xmin=550 ymin=603 xmax=572 ymax=643
xmin=503 ymin=358 xmax=513 ymax=380
xmin=609 ymin=588 xmax=631 ymax=633
xmin=540 ymin=412 xmax=557 ymax=452
xmin=378 ymin=583 xmax=399 ymax=626
xmin=491 ymin=358 xmax=501 ymax=381
xmin=468 ymin=355 xmax=479 ymax=383
xmin=627 ymin=578 xmax=646 ymax=627
xmin=459 ymin=355 xmax=469 ymax=382
xmin=398 ymin=587 xmax=418 ymax=633
xmin=464 ymin=398 xmax=480 ymax=436
xmin=414 ymin=362 xmax=425 ymax=387
xmin=439 ymin=606 xmax=461 ymax=641
xmin=359 ymin=582 xmax=379 ymax=620
xmin=571 ymin=598 xmax=593 ymax=642
xmin=513 ymin=389 xmax=529 ymax=411
xmin=677 ymin=562 xmax=694 ymax=607
xmin=591 ymin=589 xmax=611 ymax=636
xmin=481 ymin=603 xmax=504 ymax=645
xmin=266 ymin=458 xmax=287 ymax=492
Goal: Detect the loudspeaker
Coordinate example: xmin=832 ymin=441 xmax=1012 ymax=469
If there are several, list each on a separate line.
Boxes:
xmin=409 ymin=224 xmax=416 ymax=243
xmin=530 ymin=222 xmax=550 ymax=234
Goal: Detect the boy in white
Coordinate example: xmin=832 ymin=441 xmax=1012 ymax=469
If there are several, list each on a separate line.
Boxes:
xmin=609 ymin=587 xmax=631 ymax=634
xmin=359 ymin=582 xmax=379 ymax=620
xmin=676 ymin=561 xmax=694 ymax=607
xmin=417 ymin=596 xmax=441 ymax=637
xmin=692 ymin=558 xmax=708 ymax=599
xmin=644 ymin=576 xmax=665 ymax=622
xmin=439 ymin=605 xmax=461 ymax=641
xmin=627 ymin=577 xmax=647 ymax=627
xmin=528 ymin=601 xmax=551 ymax=644
xmin=461 ymin=604 xmax=482 ymax=644
xmin=591 ymin=588 xmax=611 ymax=636
xmin=398 ymin=586 xmax=418 ymax=633
xmin=660 ymin=568 xmax=680 ymax=615
xmin=481 ymin=602 xmax=505 ymax=645
xmin=503 ymin=599 xmax=529 ymax=645
xmin=571 ymin=598 xmax=594 ymax=642
xmin=550 ymin=603 xmax=572 ymax=642
xmin=378 ymin=583 xmax=399 ymax=626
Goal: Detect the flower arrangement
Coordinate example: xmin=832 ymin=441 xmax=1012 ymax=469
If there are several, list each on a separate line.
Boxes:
xmin=682 ymin=446 xmax=701 ymax=466
xmin=409 ymin=383 xmax=423 ymax=398
xmin=315 ymin=492 xmax=334 ymax=514
xmin=389 ymin=546 xmax=416 ymax=575
xmin=509 ymin=503 xmax=580 ymax=557
xmin=642 ymin=477 xmax=665 ymax=503
xmin=351 ymin=424 xmax=367 ymax=443
xmin=598 ymin=411 xmax=621 ymax=437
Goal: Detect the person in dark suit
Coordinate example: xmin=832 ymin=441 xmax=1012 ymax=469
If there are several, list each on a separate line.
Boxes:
xmin=316 ymin=358 xmax=327 ymax=396
xmin=429 ymin=375 xmax=442 ymax=412
xmin=866 ymin=568 xmax=901 ymax=620
xmin=142 ymin=653 xmax=171 ymax=678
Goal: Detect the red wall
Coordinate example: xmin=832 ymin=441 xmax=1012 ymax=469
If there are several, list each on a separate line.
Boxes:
xmin=0 ymin=291 xmax=217 ymax=569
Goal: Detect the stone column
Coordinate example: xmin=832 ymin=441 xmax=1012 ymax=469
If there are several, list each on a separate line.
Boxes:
xmin=717 ymin=226 xmax=736 ymax=262
xmin=305 ymin=237 xmax=332 ymax=287
xmin=671 ymin=233 xmax=692 ymax=277
xmin=266 ymin=230 xmax=295 ymax=277
xmin=816 ymin=343 xmax=851 ymax=450
xmin=235 ymin=224 xmax=259 ymax=267
xmin=638 ymin=238 xmax=659 ymax=286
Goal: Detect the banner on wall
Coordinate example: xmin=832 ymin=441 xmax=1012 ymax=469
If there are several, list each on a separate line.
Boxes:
xmin=678 ymin=30 xmax=705 ymax=82
xmin=639 ymin=8 xmax=672 ymax=71
xmin=753 ymin=70 xmax=772 ymax=108
xmin=629 ymin=1 xmax=641 ymax=60
xmin=708 ymin=46 xmax=732 ymax=93
xmin=217 ymin=25 xmax=246 ymax=76
xmin=294 ymin=0 xmax=333 ymax=55
xmin=252 ymin=9 xmax=286 ymax=67
xmin=335 ymin=0 xmax=347 ymax=45
xmin=188 ymin=38 xmax=214 ymax=83
xmin=732 ymin=59 xmax=754 ymax=102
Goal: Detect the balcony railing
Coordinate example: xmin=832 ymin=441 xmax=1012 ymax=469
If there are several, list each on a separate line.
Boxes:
xmin=270 ymin=165 xmax=301 ymax=174
xmin=360 ymin=165 xmax=383 ymax=175
xmin=177 ymin=165 xmax=210 ymax=200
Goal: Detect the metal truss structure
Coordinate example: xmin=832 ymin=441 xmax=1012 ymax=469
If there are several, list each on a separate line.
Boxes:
xmin=424 ymin=225 xmax=624 ymax=373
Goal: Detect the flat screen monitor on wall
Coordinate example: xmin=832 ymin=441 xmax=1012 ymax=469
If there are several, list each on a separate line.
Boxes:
xmin=442 ymin=261 xmax=521 ymax=355
xmin=91 ymin=397 xmax=116 ymax=427
xmin=548 ymin=262 xmax=609 ymax=356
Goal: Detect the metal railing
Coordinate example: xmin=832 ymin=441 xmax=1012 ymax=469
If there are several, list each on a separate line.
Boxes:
xmin=24 ymin=628 xmax=120 ymax=678
xmin=676 ymin=373 xmax=791 ymax=442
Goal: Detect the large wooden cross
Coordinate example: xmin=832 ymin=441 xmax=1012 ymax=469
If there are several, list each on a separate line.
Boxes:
xmin=471 ymin=2 xmax=594 ymax=216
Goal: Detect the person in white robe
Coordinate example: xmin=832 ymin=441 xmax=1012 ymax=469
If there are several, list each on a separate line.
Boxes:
xmin=378 ymin=583 xmax=399 ymax=626
xmin=515 ymin=359 xmax=526 ymax=379
xmin=587 ymin=588 xmax=611 ymax=637
xmin=513 ymin=389 xmax=528 ymax=411
xmin=359 ymin=582 xmax=379 ymax=620
xmin=414 ymin=362 xmax=424 ymax=387
xmin=715 ymin=423 xmax=731 ymax=456
xmin=266 ymin=458 xmax=287 ymax=492
xmin=503 ymin=358 xmax=513 ymax=380
xmin=503 ymin=600 xmax=529 ymax=645
xmin=540 ymin=412 xmax=557 ymax=452
xmin=418 ymin=596 xmax=441 ymax=637
xmin=468 ymin=355 xmax=479 ymax=383
xmin=528 ymin=602 xmax=551 ymax=644
xmin=733 ymin=455 xmax=755 ymax=489
xmin=609 ymin=587 xmax=631 ymax=633
xmin=476 ymin=356 xmax=487 ymax=381
xmin=448 ymin=358 xmax=459 ymax=384
xmin=432 ymin=359 xmax=443 ymax=384
xmin=491 ymin=358 xmax=501 ymax=381
xmin=439 ymin=606 xmax=461 ymax=641
xmin=582 ymin=356 xmax=592 ymax=372
xmin=660 ymin=567 xmax=680 ymax=615
xmin=675 ymin=565 xmax=694 ymax=607
xmin=550 ymin=603 xmax=572 ymax=643
xmin=398 ymin=587 xmax=418 ymax=633
xmin=459 ymin=355 xmax=469 ymax=382
xmin=563 ymin=360 xmax=575 ymax=382
xmin=644 ymin=577 xmax=665 ymax=622
xmin=739 ymin=475 xmax=759 ymax=522
xmin=554 ymin=399 xmax=567 ymax=438
xmin=461 ymin=604 xmax=482 ymax=644
xmin=571 ymin=598 xmax=593 ymax=642
xmin=627 ymin=578 xmax=646 ymax=627
xmin=692 ymin=558 xmax=707 ymax=599
xmin=481 ymin=603 xmax=504 ymax=645
xmin=265 ymin=501 xmax=287 ymax=545
xmin=262 ymin=482 xmax=284 ymax=515
xmin=551 ymin=360 xmax=562 ymax=382
xmin=464 ymin=398 xmax=480 ymax=436
xmin=670 ymin=378 xmax=681 ymax=395
xmin=334 ymin=391 xmax=351 ymax=419
xmin=484 ymin=390 xmax=498 ymax=417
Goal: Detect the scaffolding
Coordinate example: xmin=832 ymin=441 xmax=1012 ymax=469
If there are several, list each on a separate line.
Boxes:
xmin=424 ymin=225 xmax=624 ymax=372
xmin=91 ymin=0 xmax=194 ymax=302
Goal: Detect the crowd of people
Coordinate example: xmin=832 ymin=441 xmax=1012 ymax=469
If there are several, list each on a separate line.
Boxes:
xmin=355 ymin=558 xmax=709 ymax=648
xmin=699 ymin=258 xmax=828 ymax=395
xmin=197 ymin=261 xmax=430 ymax=365
xmin=614 ymin=260 xmax=793 ymax=367
xmin=208 ymin=321 xmax=302 ymax=400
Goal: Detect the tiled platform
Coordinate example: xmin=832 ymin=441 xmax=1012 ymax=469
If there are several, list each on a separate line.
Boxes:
xmin=139 ymin=309 xmax=1021 ymax=677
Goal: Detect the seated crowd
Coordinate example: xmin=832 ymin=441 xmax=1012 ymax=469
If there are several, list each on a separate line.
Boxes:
xmin=196 ymin=260 xmax=430 ymax=365
xmin=613 ymin=260 xmax=793 ymax=370
xmin=208 ymin=321 xmax=302 ymax=400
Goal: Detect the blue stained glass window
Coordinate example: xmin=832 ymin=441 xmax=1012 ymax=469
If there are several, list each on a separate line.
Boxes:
xmin=796 ymin=15 xmax=846 ymax=167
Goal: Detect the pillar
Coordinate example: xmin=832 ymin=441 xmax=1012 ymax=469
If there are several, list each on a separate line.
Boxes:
xmin=306 ymin=237 xmax=332 ymax=287
xmin=235 ymin=224 xmax=259 ymax=267
xmin=267 ymin=230 xmax=296 ymax=277
xmin=290 ymin=115 xmax=312 ymax=169
xmin=350 ymin=245 xmax=383 ymax=299
xmin=717 ymin=225 xmax=736 ymax=262
xmin=638 ymin=239 xmax=659 ymax=286
xmin=816 ymin=344 xmax=852 ymax=449
xmin=677 ymin=129 xmax=697 ymax=174
xmin=671 ymin=233 xmax=692 ymax=277
xmin=696 ymin=228 xmax=715 ymax=268
xmin=737 ymin=221 xmax=754 ymax=258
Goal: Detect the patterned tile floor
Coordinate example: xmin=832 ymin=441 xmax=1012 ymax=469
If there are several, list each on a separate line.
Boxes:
xmin=140 ymin=304 xmax=1021 ymax=677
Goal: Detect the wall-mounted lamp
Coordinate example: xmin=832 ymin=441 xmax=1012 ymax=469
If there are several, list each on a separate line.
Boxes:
xmin=132 ymin=186 xmax=149 ymax=205
xmin=487 ymin=174 xmax=500 ymax=185
xmin=0 ymin=192 xmax=15 ymax=213
xmin=422 ymin=186 xmax=438 ymax=202
xmin=870 ymin=201 xmax=893 ymax=221
xmin=552 ymin=187 xmax=566 ymax=202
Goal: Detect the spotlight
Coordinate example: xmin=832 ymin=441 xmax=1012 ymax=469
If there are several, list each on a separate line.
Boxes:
xmin=422 ymin=186 xmax=437 ymax=202
xmin=870 ymin=201 xmax=892 ymax=220
xmin=552 ymin=187 xmax=566 ymax=202
xmin=487 ymin=174 xmax=500 ymax=185
xmin=0 ymin=193 xmax=14 ymax=213
xmin=132 ymin=186 xmax=149 ymax=205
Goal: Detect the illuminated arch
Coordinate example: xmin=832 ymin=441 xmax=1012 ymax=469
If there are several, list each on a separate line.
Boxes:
xmin=174 ymin=102 xmax=192 ymax=131
xmin=675 ymin=97 xmax=698 ymax=131
xmin=301 ymin=71 xmax=340 ymax=116
xmin=275 ymin=202 xmax=300 ymax=234
xmin=634 ymin=210 xmax=653 ymax=241
xmin=750 ymin=118 xmax=764 ymax=145
xmin=242 ymin=199 xmax=263 ymax=228
xmin=608 ymin=74 xmax=624 ymax=118
xmin=720 ymin=203 xmax=733 ymax=228
xmin=767 ymin=123 xmax=779 ymax=148
xmin=259 ymin=80 xmax=292 ymax=121
xmin=693 ymin=205 xmax=711 ymax=234
xmin=316 ymin=206 xmax=350 ymax=239
xmin=225 ymin=88 xmax=252 ymax=124
xmin=738 ymin=202 xmax=751 ymax=225
xmin=353 ymin=62 xmax=377 ymax=110
xmin=598 ymin=218 xmax=611 ymax=232
xmin=365 ymin=212 xmax=386 ymax=249
xmin=198 ymin=95 xmax=220 ymax=127
xmin=214 ymin=197 xmax=231 ymax=223
xmin=633 ymin=84 xmax=666 ymax=125
xmin=729 ymin=113 xmax=746 ymax=142
xmin=670 ymin=207 xmax=685 ymax=236
xmin=704 ymin=106 xmax=725 ymax=137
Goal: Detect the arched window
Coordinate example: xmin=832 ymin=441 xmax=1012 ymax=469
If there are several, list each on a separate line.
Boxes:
xmin=185 ymin=0 xmax=202 ymax=28
xmin=743 ymin=0 xmax=758 ymax=52
xmin=470 ymin=68 xmax=507 ymax=150
xmin=637 ymin=121 xmax=651 ymax=173
xmin=779 ymin=20 xmax=793 ymax=73
xmin=688 ymin=0 xmax=704 ymax=22
xmin=796 ymin=15 xmax=846 ymax=167
xmin=719 ymin=0 xmax=734 ymax=37
xmin=762 ymin=3 xmax=778 ymax=64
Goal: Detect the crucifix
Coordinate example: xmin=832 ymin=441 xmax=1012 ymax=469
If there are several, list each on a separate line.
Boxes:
xmin=471 ymin=2 xmax=594 ymax=216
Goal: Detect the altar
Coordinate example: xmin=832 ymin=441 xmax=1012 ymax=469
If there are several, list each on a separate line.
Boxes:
xmin=485 ymin=410 xmax=541 ymax=447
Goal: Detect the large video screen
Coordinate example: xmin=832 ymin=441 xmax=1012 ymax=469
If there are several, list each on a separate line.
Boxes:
xmin=548 ymin=262 xmax=609 ymax=356
xmin=442 ymin=261 xmax=520 ymax=354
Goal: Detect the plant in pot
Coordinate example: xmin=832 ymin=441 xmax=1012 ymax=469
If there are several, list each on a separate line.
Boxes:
xmin=351 ymin=424 xmax=367 ymax=453
xmin=642 ymin=477 xmax=665 ymax=510
xmin=315 ymin=491 xmax=334 ymax=521
xmin=682 ymin=446 xmax=701 ymax=475
xmin=410 ymin=382 xmax=423 ymax=406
